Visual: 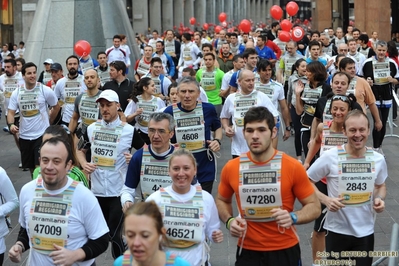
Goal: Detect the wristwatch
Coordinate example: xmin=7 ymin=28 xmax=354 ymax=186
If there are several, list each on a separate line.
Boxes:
xmin=290 ymin=212 xmax=298 ymax=225
xmin=285 ymin=126 xmax=292 ymax=131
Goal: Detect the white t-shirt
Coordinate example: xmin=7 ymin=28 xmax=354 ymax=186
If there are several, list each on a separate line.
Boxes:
xmin=0 ymin=167 xmax=18 ymax=253
xmin=54 ymin=75 xmax=87 ymax=124
xmin=146 ymin=185 xmax=220 ymax=266
xmin=19 ymin=178 xmax=109 ymax=266
xmin=220 ymin=90 xmax=279 ymax=156
xmin=0 ymin=72 xmax=24 ymax=115
xmin=8 ymin=83 xmax=58 ymax=140
xmin=221 ymin=69 xmax=235 ymax=91
xmin=255 ymin=80 xmax=285 ymax=109
xmin=87 ymin=118 xmax=136 ymax=196
xmin=307 ymin=146 xmax=387 ymax=237
xmin=124 ymin=96 xmax=165 ymax=134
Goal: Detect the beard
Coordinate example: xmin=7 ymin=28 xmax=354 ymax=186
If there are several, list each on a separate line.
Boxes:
xmin=69 ymin=68 xmax=77 ymax=76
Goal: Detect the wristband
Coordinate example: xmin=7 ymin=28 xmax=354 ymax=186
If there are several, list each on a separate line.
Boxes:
xmin=8 ymin=123 xmax=14 ymax=131
xmin=214 ymin=138 xmax=222 ymax=146
xmin=226 ymin=217 xmax=234 ymax=230
xmin=16 ymin=242 xmax=25 ymax=252
xmin=375 ymin=195 xmax=384 ymax=200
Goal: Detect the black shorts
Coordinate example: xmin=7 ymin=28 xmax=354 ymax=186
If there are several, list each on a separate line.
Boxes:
xmin=5 ymin=115 xmax=20 ymax=127
xmin=313 ymin=181 xmax=328 ymax=232
xmin=235 ymin=243 xmax=302 ymax=266
xmin=19 ymin=137 xmax=42 ymax=169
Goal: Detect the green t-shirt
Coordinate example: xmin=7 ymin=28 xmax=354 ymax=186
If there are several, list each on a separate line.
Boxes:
xmin=196 ymin=67 xmax=224 ymax=105
xmin=32 ymin=166 xmax=89 ymax=188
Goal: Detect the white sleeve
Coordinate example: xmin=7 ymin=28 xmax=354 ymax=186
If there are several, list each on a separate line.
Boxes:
xmin=276 ymin=83 xmax=285 ymax=101
xmin=120 ymin=185 xmax=135 ymax=206
xmin=259 ymin=93 xmax=279 ymax=117
xmin=307 ymin=150 xmax=335 ymax=182
xmin=8 ymin=90 xmax=18 ymax=111
xmin=124 ymin=101 xmax=137 ymax=116
xmin=43 ymin=86 xmax=58 ymax=107
xmin=0 ymin=167 xmax=18 ymax=218
xmin=203 ymin=191 xmax=221 ymax=242
xmin=53 ymin=79 xmax=64 ymax=99
xmin=199 ymin=86 xmax=208 ymax=103
xmin=374 ymin=152 xmax=388 ymax=185
xmin=80 ymin=80 xmax=87 ymax=93
xmin=221 ymin=73 xmax=230 ymax=91
xmin=157 ymin=98 xmax=166 ymax=109
xmin=220 ymin=95 xmax=233 ymax=119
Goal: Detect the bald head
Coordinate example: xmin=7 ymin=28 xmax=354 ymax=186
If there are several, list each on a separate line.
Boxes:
xmin=84 ymin=69 xmax=100 ymax=90
xmin=238 ymin=69 xmax=255 ymax=94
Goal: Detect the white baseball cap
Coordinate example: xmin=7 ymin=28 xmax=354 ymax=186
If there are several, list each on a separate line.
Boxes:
xmin=43 ymin=58 xmax=54 ymax=64
xmin=96 ymin=90 xmax=120 ymax=103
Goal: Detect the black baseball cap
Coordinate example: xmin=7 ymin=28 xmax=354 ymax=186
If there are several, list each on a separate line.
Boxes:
xmin=50 ymin=63 xmax=63 ymax=71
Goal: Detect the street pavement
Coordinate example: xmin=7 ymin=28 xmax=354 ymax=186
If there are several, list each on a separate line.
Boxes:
xmin=1 ymin=113 xmax=398 ymax=266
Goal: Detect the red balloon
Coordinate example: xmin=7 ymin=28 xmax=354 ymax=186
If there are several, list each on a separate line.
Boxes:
xmin=219 ymin=12 xmax=227 ymax=23
xmin=286 ymin=1 xmax=299 ymax=17
xmin=74 ymin=40 xmax=91 ymax=57
xmin=215 ymin=25 xmax=223 ymax=34
xmin=279 ymin=31 xmax=291 ymax=42
xmin=203 ymin=23 xmax=209 ymax=30
xmin=291 ymin=26 xmax=305 ymax=42
xmin=227 ymin=28 xmax=234 ymax=33
xmin=189 ymin=17 xmax=196 ymax=25
xmin=303 ymin=19 xmax=309 ymax=26
xmin=280 ymin=19 xmax=292 ymax=32
xmin=270 ymin=5 xmax=283 ymax=20
xmin=239 ymin=19 xmax=251 ymax=33
xmin=221 ymin=21 xmax=227 ymax=28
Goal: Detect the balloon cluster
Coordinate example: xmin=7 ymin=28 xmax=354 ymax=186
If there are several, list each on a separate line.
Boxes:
xmin=270 ymin=1 xmax=304 ymax=42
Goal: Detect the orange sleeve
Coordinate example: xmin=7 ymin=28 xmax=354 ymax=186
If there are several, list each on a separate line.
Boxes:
xmin=218 ymin=158 xmax=239 ymax=199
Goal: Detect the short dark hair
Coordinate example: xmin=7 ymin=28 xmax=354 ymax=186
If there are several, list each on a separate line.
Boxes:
xmin=109 ymin=60 xmax=126 ymax=75
xmin=66 ymin=55 xmax=79 ymax=65
xmin=182 ymin=67 xmax=196 ymax=77
xmin=150 ymin=57 xmax=163 ymax=66
xmin=230 ymin=32 xmax=238 ymax=38
xmin=182 ymin=33 xmax=191 ymax=41
xmin=306 ymin=61 xmax=327 ymax=83
xmin=257 ymin=59 xmax=273 ymax=72
xmin=242 ymin=48 xmax=257 ymax=59
xmin=233 ymin=54 xmax=243 ymax=62
xmin=19 ymin=41 xmax=25 ymax=46
xmin=271 ymin=22 xmax=280 ymax=28
xmin=358 ymin=34 xmax=369 ymax=44
xmin=308 ymin=40 xmax=321 ymax=49
xmin=258 ymin=34 xmax=267 ymax=42
xmin=16 ymin=58 xmax=25 ymax=66
xmin=4 ymin=59 xmax=16 ymax=67
xmin=244 ymin=106 xmax=275 ymax=131
xmin=203 ymin=52 xmax=215 ymax=60
xmin=21 ymin=62 xmax=37 ymax=75
xmin=310 ymin=30 xmax=321 ymax=37
xmin=152 ymin=30 xmax=159 ymax=34
xmin=7 ymin=53 xmax=15 ymax=59
xmin=352 ymin=28 xmax=361 ymax=34
xmin=339 ymin=57 xmax=356 ymax=70
xmin=202 ymin=43 xmax=213 ymax=51
xmin=113 ymin=34 xmax=121 ymax=41
xmin=156 ymin=41 xmax=164 ymax=47
xmin=97 ymin=51 xmax=106 ymax=58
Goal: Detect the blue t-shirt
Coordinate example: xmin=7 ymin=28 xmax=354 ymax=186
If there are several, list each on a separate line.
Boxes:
xmin=306 ymin=57 xmax=327 ymax=66
xmin=125 ymin=145 xmax=175 ymax=190
xmin=114 ymin=251 xmax=190 ymax=266
xmin=255 ymin=46 xmax=277 ymax=60
xmin=163 ymin=102 xmax=221 ymax=183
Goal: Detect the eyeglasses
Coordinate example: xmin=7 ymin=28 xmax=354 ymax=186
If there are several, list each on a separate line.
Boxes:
xmin=332 ymin=95 xmax=351 ymax=104
xmin=148 ymin=128 xmax=170 ymax=135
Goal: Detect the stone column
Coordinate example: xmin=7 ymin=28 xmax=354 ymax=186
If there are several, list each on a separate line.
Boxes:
xmin=311 ymin=0 xmax=331 ymax=31
xmin=354 ymin=0 xmax=390 ymax=42
xmin=260 ymin=0 xmax=267 ymax=24
xmin=194 ymin=0 xmax=206 ymax=28
xmin=206 ymin=0 xmax=215 ymax=25
xmin=256 ymin=0 xmax=261 ymax=25
xmin=149 ymin=0 xmax=162 ymax=32
xmin=184 ymin=0 xmax=195 ymax=28
xmin=132 ymin=0 xmax=149 ymax=35
xmin=162 ymin=0 xmax=174 ymax=32
xmin=174 ymin=0 xmax=184 ymax=27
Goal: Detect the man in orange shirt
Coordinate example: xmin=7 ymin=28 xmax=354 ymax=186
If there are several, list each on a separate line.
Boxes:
xmin=216 ymin=106 xmax=320 ymax=265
